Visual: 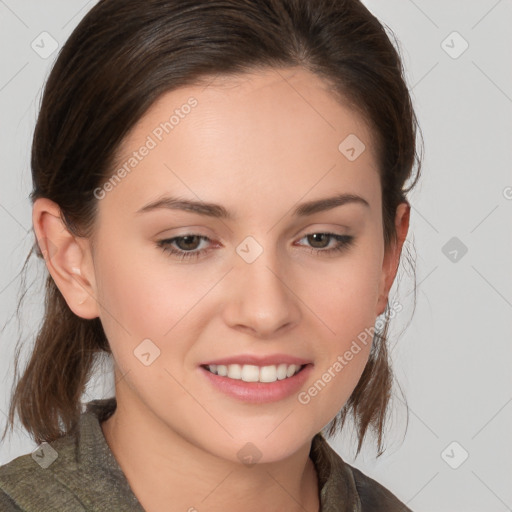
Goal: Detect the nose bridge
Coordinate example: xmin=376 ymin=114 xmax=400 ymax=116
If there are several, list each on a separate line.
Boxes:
xmin=224 ymin=236 xmax=300 ymax=336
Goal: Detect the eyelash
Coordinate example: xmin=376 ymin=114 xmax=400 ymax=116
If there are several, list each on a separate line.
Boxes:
xmin=156 ymin=233 xmax=355 ymax=261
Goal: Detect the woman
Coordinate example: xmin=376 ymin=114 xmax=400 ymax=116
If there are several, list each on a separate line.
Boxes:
xmin=0 ymin=0 xmax=421 ymax=510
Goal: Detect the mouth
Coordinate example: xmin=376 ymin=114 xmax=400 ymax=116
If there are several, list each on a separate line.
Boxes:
xmin=199 ymin=361 xmax=313 ymax=403
xmin=201 ymin=363 xmax=308 ymax=384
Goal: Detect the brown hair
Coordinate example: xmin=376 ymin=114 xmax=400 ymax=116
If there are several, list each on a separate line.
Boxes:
xmin=2 ymin=0 xmax=421 ymax=456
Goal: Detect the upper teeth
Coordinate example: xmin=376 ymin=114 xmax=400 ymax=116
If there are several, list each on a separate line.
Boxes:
xmin=207 ymin=363 xmax=302 ymax=383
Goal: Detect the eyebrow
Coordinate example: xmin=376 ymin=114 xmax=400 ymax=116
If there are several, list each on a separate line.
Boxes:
xmin=136 ymin=193 xmax=369 ymax=219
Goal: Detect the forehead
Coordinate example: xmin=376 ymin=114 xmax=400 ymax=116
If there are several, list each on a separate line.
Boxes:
xmin=104 ymin=66 xmax=380 ymax=217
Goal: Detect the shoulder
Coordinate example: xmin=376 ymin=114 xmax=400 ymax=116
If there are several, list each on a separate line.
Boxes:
xmin=345 ymin=462 xmax=413 ymax=512
xmin=0 ymin=398 xmax=144 ymax=512
xmin=0 ymin=487 xmax=22 ymax=511
xmin=0 ymin=433 xmax=86 ymax=511
xmin=310 ymin=433 xmax=412 ymax=512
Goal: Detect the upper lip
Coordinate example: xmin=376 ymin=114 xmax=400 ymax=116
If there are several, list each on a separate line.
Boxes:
xmin=200 ymin=354 xmax=312 ymax=367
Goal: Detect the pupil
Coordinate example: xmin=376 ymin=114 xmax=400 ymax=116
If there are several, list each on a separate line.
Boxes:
xmin=179 ymin=236 xmax=199 ymax=250
xmin=309 ymin=233 xmax=328 ymax=248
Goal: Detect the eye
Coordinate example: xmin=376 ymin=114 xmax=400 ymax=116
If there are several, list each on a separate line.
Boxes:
xmin=296 ymin=233 xmax=355 ymax=256
xmin=157 ymin=232 xmax=355 ymax=261
xmin=157 ymin=235 xmax=212 ymax=261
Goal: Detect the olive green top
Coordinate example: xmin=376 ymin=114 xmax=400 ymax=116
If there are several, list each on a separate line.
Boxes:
xmin=0 ymin=398 xmax=412 ymax=511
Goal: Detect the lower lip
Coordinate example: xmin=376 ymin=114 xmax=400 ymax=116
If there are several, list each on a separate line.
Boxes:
xmin=199 ymin=364 xmax=313 ymax=404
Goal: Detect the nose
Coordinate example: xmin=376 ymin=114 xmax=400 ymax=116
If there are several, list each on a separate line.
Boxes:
xmin=222 ymin=248 xmax=302 ymax=338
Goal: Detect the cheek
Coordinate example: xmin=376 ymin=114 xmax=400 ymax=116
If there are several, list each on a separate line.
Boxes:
xmin=92 ymin=254 xmax=202 ymax=402
xmin=93 ymin=243 xmax=220 ymax=373
xmin=299 ymin=307 xmax=374 ymax=432
xmin=94 ymin=242 xmax=197 ymax=333
xmin=302 ymin=244 xmax=382 ymax=343
xmin=296 ymin=245 xmax=381 ymax=417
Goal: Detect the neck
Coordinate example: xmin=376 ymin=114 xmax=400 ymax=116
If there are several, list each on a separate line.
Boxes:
xmin=100 ymin=392 xmax=320 ymax=512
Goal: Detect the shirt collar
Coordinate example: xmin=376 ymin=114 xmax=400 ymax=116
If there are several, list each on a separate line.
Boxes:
xmin=310 ymin=431 xmax=361 ymax=511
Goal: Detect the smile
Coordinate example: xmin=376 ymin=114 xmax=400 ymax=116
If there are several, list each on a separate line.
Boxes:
xmin=203 ymin=363 xmax=305 ymax=383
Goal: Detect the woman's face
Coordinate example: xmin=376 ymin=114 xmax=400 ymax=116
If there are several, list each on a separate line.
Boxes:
xmin=79 ymin=67 xmax=407 ymax=462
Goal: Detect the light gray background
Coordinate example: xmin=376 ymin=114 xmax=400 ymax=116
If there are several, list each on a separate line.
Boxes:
xmin=1 ymin=1 xmax=511 ymax=511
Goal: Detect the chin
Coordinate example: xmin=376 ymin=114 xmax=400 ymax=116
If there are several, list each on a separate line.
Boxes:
xmin=208 ymin=424 xmax=314 ymax=465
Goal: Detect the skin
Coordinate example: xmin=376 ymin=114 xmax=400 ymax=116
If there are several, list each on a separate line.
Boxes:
xmin=33 ymin=66 xmax=409 ymax=512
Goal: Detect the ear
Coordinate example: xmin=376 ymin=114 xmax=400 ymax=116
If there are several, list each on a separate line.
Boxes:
xmin=376 ymin=201 xmax=410 ymax=316
xmin=32 ymin=197 xmax=100 ymax=319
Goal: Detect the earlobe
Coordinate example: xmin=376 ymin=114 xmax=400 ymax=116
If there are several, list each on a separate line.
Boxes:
xmin=32 ymin=197 xmax=99 ymax=319
xmin=375 ymin=202 xmax=410 ymax=317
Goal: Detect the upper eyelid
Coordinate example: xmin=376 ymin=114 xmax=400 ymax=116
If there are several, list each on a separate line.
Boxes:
xmin=159 ymin=223 xmax=352 ymax=241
